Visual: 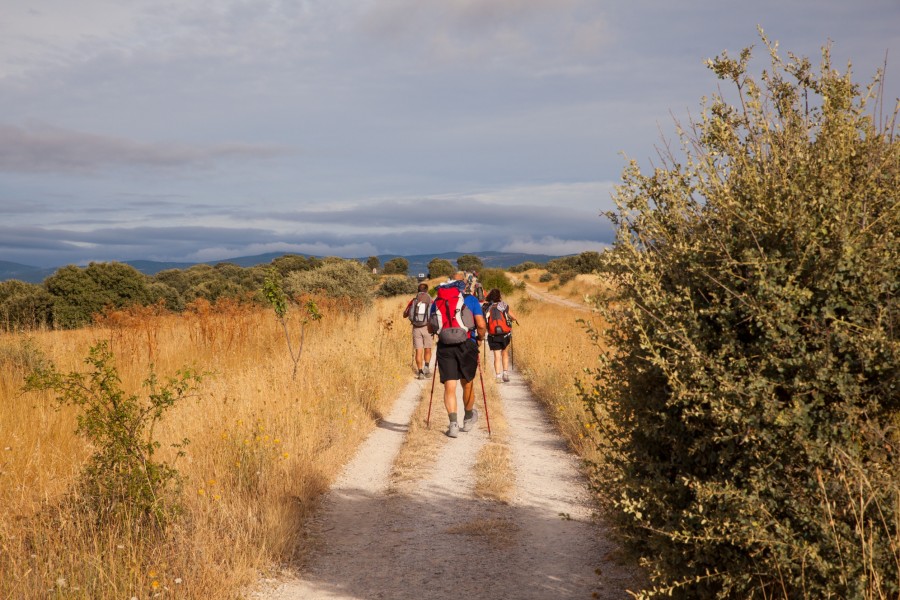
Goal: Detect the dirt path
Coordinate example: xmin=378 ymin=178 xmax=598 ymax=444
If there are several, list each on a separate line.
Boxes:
xmin=252 ymin=363 xmax=636 ymax=599
xmin=508 ymin=275 xmax=592 ymax=313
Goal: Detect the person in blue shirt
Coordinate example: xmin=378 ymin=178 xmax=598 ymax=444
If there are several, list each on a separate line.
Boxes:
xmin=429 ymin=272 xmax=487 ymax=438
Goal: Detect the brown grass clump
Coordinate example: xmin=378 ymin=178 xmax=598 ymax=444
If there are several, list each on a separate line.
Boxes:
xmin=0 ymin=296 xmax=409 ymax=598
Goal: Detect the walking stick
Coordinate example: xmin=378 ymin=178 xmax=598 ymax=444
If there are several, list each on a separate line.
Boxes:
xmin=426 ymin=361 xmax=437 ymax=427
xmin=477 ymin=361 xmax=492 ymax=436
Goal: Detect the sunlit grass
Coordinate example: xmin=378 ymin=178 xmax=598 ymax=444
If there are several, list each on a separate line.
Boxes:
xmin=0 ymin=297 xmax=409 ymax=598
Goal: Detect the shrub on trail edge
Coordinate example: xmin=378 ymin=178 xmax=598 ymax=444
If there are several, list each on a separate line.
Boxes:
xmin=376 ymin=275 xmax=419 ymax=297
xmin=582 ymin=37 xmax=899 ymax=599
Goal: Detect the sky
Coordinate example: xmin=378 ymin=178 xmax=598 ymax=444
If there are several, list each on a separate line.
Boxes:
xmin=1 ymin=0 xmax=898 ymax=268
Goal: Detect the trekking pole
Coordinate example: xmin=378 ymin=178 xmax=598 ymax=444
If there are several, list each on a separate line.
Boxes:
xmin=426 ymin=362 xmax=437 ymax=428
xmin=477 ymin=361 xmax=492 ymax=436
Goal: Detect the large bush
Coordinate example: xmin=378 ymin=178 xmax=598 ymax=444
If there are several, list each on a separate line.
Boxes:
xmin=427 ymin=258 xmax=454 ymax=278
xmin=375 ymin=275 xmax=419 ymax=297
xmin=0 ymin=280 xmax=53 ymax=330
xmin=456 ymin=254 xmax=483 ymax=273
xmin=382 ymin=257 xmax=409 ymax=275
xmin=45 ymin=262 xmax=152 ymax=329
xmin=285 ymin=259 xmax=374 ymax=305
xmin=584 ymin=39 xmax=899 ymax=598
xmin=477 ymin=268 xmax=514 ymax=296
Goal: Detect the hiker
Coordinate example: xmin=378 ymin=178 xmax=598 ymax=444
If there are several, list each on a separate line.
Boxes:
xmin=482 ymin=288 xmax=517 ymax=383
xmin=429 ymin=272 xmax=487 ymax=438
xmin=403 ymin=283 xmax=434 ymax=379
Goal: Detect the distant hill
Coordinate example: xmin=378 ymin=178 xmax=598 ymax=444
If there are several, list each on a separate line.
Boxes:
xmin=0 ymin=251 xmax=563 ymax=284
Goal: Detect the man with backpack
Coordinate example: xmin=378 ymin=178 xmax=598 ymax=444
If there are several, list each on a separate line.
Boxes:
xmin=403 ymin=283 xmax=433 ymax=379
xmin=428 ymin=272 xmax=487 ymax=438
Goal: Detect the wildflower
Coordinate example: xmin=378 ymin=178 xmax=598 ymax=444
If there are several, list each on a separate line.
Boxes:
xmin=175 ymin=578 xmax=182 ymax=585
xmin=282 ymin=452 xmax=289 ymax=459
xmin=197 ymin=488 xmax=206 ymax=496
xmin=56 ymin=577 xmax=67 ymax=588
xmin=151 ymin=580 xmax=160 ymax=590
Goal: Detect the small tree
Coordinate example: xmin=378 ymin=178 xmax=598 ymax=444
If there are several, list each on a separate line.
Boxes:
xmin=456 ymin=254 xmax=483 ymax=273
xmin=366 ymin=256 xmax=380 ymax=272
xmin=24 ymin=342 xmax=202 ymax=526
xmin=263 ymin=268 xmax=322 ymax=380
xmin=382 ymin=257 xmax=409 ymax=275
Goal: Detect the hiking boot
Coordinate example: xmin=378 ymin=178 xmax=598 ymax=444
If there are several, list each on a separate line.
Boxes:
xmin=446 ymin=422 xmax=460 ymax=438
xmin=423 ymin=364 xmax=430 ymax=377
xmin=417 ymin=370 xmax=425 ymax=380
xmin=496 ymin=374 xmax=503 ymax=383
xmin=502 ymin=371 xmax=510 ymax=383
xmin=461 ymin=409 xmax=478 ymax=432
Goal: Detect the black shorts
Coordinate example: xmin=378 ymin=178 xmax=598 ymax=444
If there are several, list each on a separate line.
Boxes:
xmin=436 ymin=341 xmax=479 ymax=383
xmin=487 ymin=334 xmax=511 ymax=351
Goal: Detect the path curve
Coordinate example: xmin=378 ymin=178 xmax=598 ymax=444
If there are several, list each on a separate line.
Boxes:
xmin=508 ymin=275 xmax=593 ymax=313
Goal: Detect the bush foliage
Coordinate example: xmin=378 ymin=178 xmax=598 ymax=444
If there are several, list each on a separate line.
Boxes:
xmin=427 ymin=258 xmax=455 ymax=278
xmin=583 ymin=38 xmax=899 ymax=598
xmin=24 ymin=342 xmax=202 ymax=526
xmin=285 ymin=259 xmax=374 ymax=306
xmin=375 ymin=275 xmax=419 ymax=297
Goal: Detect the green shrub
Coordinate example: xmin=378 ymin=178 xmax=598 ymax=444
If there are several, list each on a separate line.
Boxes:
xmin=583 ymin=37 xmax=900 ymax=598
xmin=477 ymin=268 xmax=514 ymax=295
xmin=285 ymin=259 xmax=374 ymax=305
xmin=376 ymin=276 xmax=419 ymax=297
xmin=0 ymin=280 xmax=53 ymax=331
xmin=382 ymin=257 xmax=409 ymax=275
xmin=427 ymin=258 xmax=455 ymax=278
xmin=557 ymin=269 xmax=577 ymax=285
xmin=24 ymin=342 xmax=202 ymax=526
xmin=44 ymin=262 xmax=152 ymax=329
xmin=456 ymin=254 xmax=483 ymax=273
xmin=508 ymin=260 xmax=541 ymax=273
xmin=538 ymin=272 xmax=553 ymax=283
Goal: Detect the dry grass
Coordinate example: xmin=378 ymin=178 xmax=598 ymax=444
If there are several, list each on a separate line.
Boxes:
xmin=515 ymin=269 xmax=610 ymax=304
xmin=0 ymin=296 xmax=410 ymax=598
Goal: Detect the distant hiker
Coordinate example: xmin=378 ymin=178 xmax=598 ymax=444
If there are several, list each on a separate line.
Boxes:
xmin=428 ymin=272 xmax=487 ymax=438
xmin=482 ymin=288 xmax=517 ymax=383
xmin=403 ymin=283 xmax=433 ymax=379
xmin=464 ymin=271 xmax=486 ymax=302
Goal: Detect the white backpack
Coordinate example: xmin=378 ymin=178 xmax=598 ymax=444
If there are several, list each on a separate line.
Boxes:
xmin=407 ymin=292 xmax=431 ymax=327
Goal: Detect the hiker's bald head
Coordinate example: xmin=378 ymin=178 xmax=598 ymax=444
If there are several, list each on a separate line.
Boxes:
xmin=454 ymin=271 xmax=465 ymax=281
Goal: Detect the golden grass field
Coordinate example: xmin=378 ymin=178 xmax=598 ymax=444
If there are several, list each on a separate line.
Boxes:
xmin=0 ymin=296 xmax=410 ymax=598
xmin=0 ymin=273 xmax=608 ymax=599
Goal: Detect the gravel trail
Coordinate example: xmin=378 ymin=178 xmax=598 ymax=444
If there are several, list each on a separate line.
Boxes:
xmin=253 ymin=359 xmax=637 ymax=599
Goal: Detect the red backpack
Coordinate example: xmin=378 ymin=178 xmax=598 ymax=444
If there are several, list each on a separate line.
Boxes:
xmin=486 ymin=302 xmax=512 ymax=336
xmin=429 ymin=284 xmax=474 ymax=345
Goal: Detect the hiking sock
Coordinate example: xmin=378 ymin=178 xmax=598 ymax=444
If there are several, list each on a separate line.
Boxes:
xmin=464 ymin=409 xmax=474 ymax=421
xmin=449 ymin=413 xmax=458 ymax=424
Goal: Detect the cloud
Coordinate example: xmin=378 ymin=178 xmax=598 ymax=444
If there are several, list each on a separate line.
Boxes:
xmin=357 ymin=0 xmax=610 ymax=70
xmin=501 ymin=236 xmax=609 ymax=256
xmin=0 ymin=122 xmax=291 ymax=174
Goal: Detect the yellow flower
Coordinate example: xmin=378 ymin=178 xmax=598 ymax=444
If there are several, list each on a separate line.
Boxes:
xmin=151 ymin=580 xmax=160 ymax=590
xmin=197 ymin=488 xmax=206 ymax=496
xmin=282 ymin=452 xmax=289 ymax=459
xmin=207 ymin=479 xmax=216 ymax=486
